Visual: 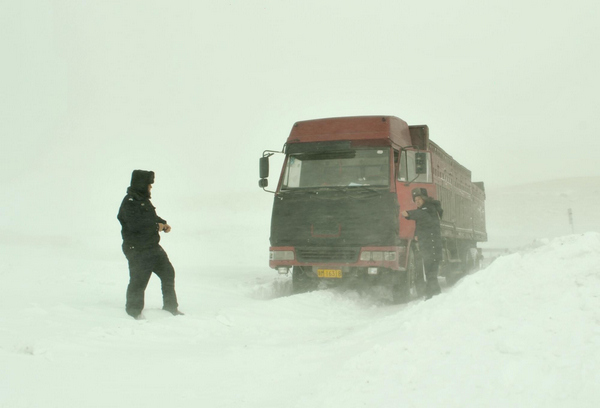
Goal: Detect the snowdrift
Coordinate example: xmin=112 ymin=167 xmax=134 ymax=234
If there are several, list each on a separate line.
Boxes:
xmin=318 ymin=232 xmax=600 ymax=407
xmin=1 ymin=233 xmax=599 ymax=407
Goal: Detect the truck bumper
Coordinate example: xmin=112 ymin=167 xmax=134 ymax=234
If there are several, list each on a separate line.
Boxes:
xmin=269 ymin=246 xmax=407 ymax=272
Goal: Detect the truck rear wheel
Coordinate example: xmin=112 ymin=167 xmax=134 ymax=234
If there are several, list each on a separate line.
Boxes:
xmin=463 ymin=248 xmax=480 ymax=273
xmin=447 ymin=246 xmax=479 ymax=285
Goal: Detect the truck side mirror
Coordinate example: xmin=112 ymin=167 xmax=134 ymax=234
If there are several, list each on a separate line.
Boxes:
xmin=258 ymin=178 xmax=268 ymax=188
xmin=415 ymin=152 xmax=427 ymax=174
xmin=259 ymin=156 xmax=270 ymax=179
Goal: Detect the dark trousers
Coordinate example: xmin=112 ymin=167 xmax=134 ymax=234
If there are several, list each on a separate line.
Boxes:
xmin=123 ymin=245 xmax=178 ymax=316
xmin=419 ymin=237 xmax=442 ymax=297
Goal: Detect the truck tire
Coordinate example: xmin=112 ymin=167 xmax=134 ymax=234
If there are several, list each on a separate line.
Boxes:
xmin=463 ymin=248 xmax=480 ymax=273
xmin=412 ymin=248 xmax=427 ymax=298
xmin=292 ymin=266 xmax=316 ymax=294
xmin=447 ymin=246 xmax=478 ymax=285
xmin=393 ymin=248 xmax=425 ymax=303
xmin=392 ymin=274 xmax=410 ymax=304
xmin=391 ymin=270 xmax=407 ymax=304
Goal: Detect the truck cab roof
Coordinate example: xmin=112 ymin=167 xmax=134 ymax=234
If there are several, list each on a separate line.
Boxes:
xmin=286 ymin=116 xmax=414 ymax=149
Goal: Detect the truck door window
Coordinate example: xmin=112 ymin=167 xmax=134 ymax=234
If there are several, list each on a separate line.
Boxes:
xmin=399 ymin=150 xmax=407 ymax=181
xmin=398 ymin=150 xmax=432 ymax=183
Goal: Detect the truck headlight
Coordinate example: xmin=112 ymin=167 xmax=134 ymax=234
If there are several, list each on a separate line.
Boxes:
xmin=269 ymin=250 xmax=294 ymax=261
xmin=360 ymin=251 xmax=396 ymax=262
xmin=372 ymin=251 xmax=384 ymax=261
xmin=384 ymin=252 xmax=396 ymax=261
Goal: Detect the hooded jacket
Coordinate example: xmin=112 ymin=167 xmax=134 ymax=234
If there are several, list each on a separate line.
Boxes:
xmin=117 ymin=170 xmax=167 ymax=249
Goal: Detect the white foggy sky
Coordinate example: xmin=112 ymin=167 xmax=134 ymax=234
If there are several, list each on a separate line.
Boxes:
xmin=1 ymin=1 xmax=599 ymax=237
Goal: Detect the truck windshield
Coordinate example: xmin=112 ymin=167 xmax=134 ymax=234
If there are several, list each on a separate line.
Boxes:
xmin=281 ymin=148 xmax=390 ymax=190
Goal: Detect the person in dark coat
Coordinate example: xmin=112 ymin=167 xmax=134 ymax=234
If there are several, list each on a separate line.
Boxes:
xmin=401 ymin=188 xmax=443 ymax=299
xmin=117 ymin=170 xmax=182 ymax=319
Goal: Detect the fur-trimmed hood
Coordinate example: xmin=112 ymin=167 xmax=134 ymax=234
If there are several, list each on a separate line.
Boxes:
xmin=127 ymin=170 xmax=155 ymax=199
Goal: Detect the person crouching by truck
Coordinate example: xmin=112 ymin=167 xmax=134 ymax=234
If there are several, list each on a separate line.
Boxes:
xmin=117 ymin=170 xmax=183 ymax=319
xmin=401 ymin=188 xmax=443 ymax=299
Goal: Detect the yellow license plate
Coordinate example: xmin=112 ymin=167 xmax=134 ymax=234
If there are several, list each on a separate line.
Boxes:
xmin=317 ymin=269 xmax=342 ymax=278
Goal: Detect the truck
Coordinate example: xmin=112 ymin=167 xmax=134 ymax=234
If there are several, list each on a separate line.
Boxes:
xmin=258 ymin=116 xmax=486 ymax=302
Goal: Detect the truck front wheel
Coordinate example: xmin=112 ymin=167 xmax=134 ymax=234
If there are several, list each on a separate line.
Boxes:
xmin=393 ymin=248 xmax=425 ymax=303
xmin=292 ymin=266 xmax=316 ymax=294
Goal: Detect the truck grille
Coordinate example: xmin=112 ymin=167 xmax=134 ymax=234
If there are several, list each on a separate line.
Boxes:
xmin=296 ymin=247 xmax=360 ymax=263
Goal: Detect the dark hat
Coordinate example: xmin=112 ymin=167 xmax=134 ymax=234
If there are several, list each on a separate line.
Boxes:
xmin=411 ymin=187 xmax=428 ymax=202
xmin=129 ymin=170 xmax=155 ymax=194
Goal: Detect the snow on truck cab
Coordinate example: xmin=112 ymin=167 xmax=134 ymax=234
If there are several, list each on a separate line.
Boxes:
xmin=258 ymin=116 xmax=486 ymax=301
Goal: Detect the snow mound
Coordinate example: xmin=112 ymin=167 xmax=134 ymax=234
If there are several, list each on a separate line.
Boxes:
xmin=248 ymin=274 xmax=400 ymax=305
xmin=317 ymin=232 xmax=600 ymax=408
xmin=247 ymin=275 xmax=293 ymax=299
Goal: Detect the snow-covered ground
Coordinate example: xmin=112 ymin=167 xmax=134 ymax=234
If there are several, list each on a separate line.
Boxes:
xmin=1 ymin=178 xmax=600 ymax=407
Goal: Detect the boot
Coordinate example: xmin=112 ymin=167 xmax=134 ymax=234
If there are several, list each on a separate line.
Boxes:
xmin=163 ymin=307 xmax=184 ymax=316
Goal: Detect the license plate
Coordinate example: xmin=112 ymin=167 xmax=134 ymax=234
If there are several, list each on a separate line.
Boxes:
xmin=317 ymin=269 xmax=342 ymax=278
